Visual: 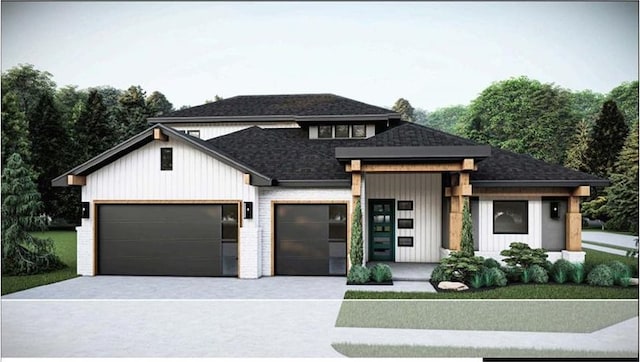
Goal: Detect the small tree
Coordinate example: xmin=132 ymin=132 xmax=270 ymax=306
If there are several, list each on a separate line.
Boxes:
xmin=460 ymin=198 xmax=474 ymax=256
xmin=349 ymin=198 xmax=363 ymax=267
xmin=1 ymin=153 xmax=64 ymax=275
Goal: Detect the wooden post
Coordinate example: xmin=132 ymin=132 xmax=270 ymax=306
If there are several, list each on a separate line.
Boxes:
xmin=565 ymin=195 xmax=582 ymax=251
xmin=448 ymin=171 xmax=470 ymax=251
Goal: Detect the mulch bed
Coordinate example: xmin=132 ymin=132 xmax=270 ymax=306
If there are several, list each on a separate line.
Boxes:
xmin=347 ymin=280 xmax=394 ymax=286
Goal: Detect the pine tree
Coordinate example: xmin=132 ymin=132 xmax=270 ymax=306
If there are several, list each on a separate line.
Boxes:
xmin=603 ymin=121 xmax=639 ymax=233
xmin=146 ymin=91 xmax=174 ymax=117
xmin=349 ymin=198 xmax=363 ymax=267
xmin=586 ymin=100 xmax=629 ymax=177
xmin=1 ymin=153 xmax=65 ymax=275
xmin=460 ymin=198 xmax=474 ymax=256
xmin=1 ymin=92 xmax=31 ymax=166
xmin=75 ymin=89 xmax=113 ymax=161
xmin=392 ymin=98 xmax=415 ymax=122
xmin=115 ymin=85 xmax=150 ymax=141
xmin=564 ymin=120 xmax=591 ymax=172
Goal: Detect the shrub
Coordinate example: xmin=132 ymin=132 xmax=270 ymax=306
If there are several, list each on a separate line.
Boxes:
xmin=460 ymin=198 xmax=474 ymax=257
xmin=542 ymin=260 xmax=554 ymax=273
xmin=483 ymin=258 xmax=501 ymax=269
xmin=528 ymin=264 xmax=549 ymax=284
xmin=500 ymin=242 xmax=548 ymax=269
xmin=480 ymin=267 xmax=494 ymax=287
xmin=501 ymin=266 xmax=521 ymax=283
xmin=490 ymin=267 xmax=508 ymax=287
xmin=521 ymin=268 xmax=531 ymax=284
xmin=370 ymin=263 xmax=392 ymax=283
xmin=587 ymin=264 xmax=614 ymax=287
xmin=347 ymin=265 xmax=370 ymax=284
xmin=349 ymin=199 xmax=363 ymax=267
xmin=430 ymin=264 xmax=450 ymax=283
xmin=552 ymin=259 xmax=575 ymax=284
xmin=619 ymin=277 xmax=631 ymax=287
xmin=469 ymin=273 xmax=484 ymax=289
xmin=571 ymin=263 xmax=586 ymax=284
xmin=438 ymin=251 xmax=485 ymax=282
xmin=607 ymin=261 xmax=631 ymax=285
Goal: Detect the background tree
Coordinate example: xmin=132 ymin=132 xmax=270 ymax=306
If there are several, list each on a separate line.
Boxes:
xmin=147 ymin=91 xmax=174 ymax=116
xmin=423 ymin=105 xmax=468 ymax=135
xmin=601 ymin=121 xmax=639 ymax=233
xmin=1 ymin=64 xmax=56 ymax=118
xmin=204 ymin=94 xmax=224 ymax=103
xmin=74 ymin=89 xmax=113 ymax=162
xmin=569 ymin=89 xmax=605 ymax=126
xmin=608 ymin=81 xmax=639 ymax=126
xmin=564 ymin=120 xmax=591 ymax=172
xmin=392 ymin=98 xmax=415 ymax=122
xmin=115 ymin=85 xmax=150 ymax=141
xmin=1 ymin=153 xmax=65 ymax=275
xmin=461 ymin=76 xmax=575 ymax=165
xmin=1 ymin=92 xmax=31 ymax=166
xmin=585 ymin=100 xmax=629 ymax=177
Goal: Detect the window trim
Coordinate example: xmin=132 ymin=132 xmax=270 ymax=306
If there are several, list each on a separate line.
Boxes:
xmin=493 ymin=200 xmax=529 ymax=235
xmin=160 ymin=147 xmax=173 ymax=171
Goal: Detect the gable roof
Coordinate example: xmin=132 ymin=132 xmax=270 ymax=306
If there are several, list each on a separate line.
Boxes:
xmin=150 ymin=93 xmax=400 ymax=123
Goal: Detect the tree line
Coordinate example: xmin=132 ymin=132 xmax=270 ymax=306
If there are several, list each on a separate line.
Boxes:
xmin=393 ymin=77 xmax=639 ymax=233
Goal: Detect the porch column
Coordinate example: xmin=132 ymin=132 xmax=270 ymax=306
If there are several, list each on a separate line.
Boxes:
xmin=566 ymin=186 xmax=589 ymax=251
xmin=448 ymin=159 xmax=474 ymax=251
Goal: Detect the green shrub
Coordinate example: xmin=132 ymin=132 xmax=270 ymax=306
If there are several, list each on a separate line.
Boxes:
xmin=483 ymin=258 xmax=501 ymax=269
xmin=480 ymin=267 xmax=494 ymax=287
xmin=430 ymin=264 xmax=450 ymax=283
xmin=607 ymin=261 xmax=631 ymax=285
xmin=438 ymin=251 xmax=485 ymax=283
xmin=528 ymin=264 xmax=549 ymax=284
xmin=587 ymin=264 xmax=614 ymax=287
xmin=349 ymin=199 xmax=363 ymax=267
xmin=501 ymin=266 xmax=521 ymax=283
xmin=347 ymin=265 xmax=370 ymax=284
xmin=542 ymin=260 xmax=554 ymax=273
xmin=619 ymin=277 xmax=631 ymax=287
xmin=469 ymin=273 xmax=484 ymax=289
xmin=521 ymin=268 xmax=531 ymax=284
xmin=490 ymin=267 xmax=508 ymax=287
xmin=370 ymin=263 xmax=392 ymax=283
xmin=500 ymin=242 xmax=548 ymax=269
xmin=552 ymin=259 xmax=575 ymax=284
xmin=571 ymin=263 xmax=586 ymax=284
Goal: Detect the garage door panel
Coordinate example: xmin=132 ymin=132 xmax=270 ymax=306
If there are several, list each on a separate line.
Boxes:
xmin=275 ymin=204 xmax=346 ymax=276
xmin=98 ymin=204 xmax=235 ymax=277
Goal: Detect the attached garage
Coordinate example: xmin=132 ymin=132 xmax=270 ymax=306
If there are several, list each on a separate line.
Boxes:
xmin=274 ymin=204 xmax=347 ymax=276
xmin=97 ymin=203 xmax=239 ymax=277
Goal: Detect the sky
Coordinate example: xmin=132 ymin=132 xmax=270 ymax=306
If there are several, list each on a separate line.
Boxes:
xmin=1 ymin=1 xmax=638 ymax=111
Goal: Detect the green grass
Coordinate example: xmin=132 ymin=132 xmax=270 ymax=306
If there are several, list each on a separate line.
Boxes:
xmin=585 ymin=249 xmax=639 ymax=277
xmin=332 ymin=343 xmax=638 ymax=358
xmin=335 ymin=300 xmax=638 ymax=332
xmin=583 ymin=240 xmax=635 ymax=252
xmin=1 ymin=231 xmax=78 ymax=295
xmin=583 ymin=228 xmax=637 ymax=236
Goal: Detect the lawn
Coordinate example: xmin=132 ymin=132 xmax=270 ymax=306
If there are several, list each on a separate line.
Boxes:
xmin=332 ymin=344 xmax=638 ymax=358
xmin=1 ymin=231 xmax=78 ymax=295
xmin=335 ymin=300 xmax=638 ymax=332
xmin=584 ymin=249 xmax=638 ymax=277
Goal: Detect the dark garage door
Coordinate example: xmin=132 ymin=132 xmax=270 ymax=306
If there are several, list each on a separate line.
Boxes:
xmin=98 ymin=204 xmax=238 ymax=277
xmin=275 ymin=204 xmax=347 ymax=276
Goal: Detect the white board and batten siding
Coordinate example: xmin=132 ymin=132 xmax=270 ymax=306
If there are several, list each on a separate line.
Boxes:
xmin=365 ymin=173 xmax=442 ymax=263
xmin=258 ymin=187 xmax=352 ymax=276
xmin=76 ymin=137 xmax=261 ymax=277
xmin=477 ymin=196 xmax=542 ymax=252
xmin=168 ymin=122 xmax=299 ymax=140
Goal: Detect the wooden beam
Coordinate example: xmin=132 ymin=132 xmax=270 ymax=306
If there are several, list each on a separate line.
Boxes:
xmin=351 ymin=159 xmax=361 ymax=172
xmin=566 ymin=212 xmax=582 ymax=251
xmin=473 ymin=187 xmax=573 ymax=197
xmin=452 ymin=184 xmax=473 ymax=196
xmin=346 ymin=162 xmax=470 ymax=173
xmin=462 ymin=158 xmax=474 ymax=171
xmin=459 ymin=172 xmax=470 ymax=186
xmin=351 ymin=173 xmax=361 ymax=197
xmin=568 ymin=196 xmax=580 ymax=213
xmin=67 ymin=175 xmax=86 ymax=186
xmin=153 ymin=128 xmax=168 ymax=141
xmin=445 ymin=187 xmax=452 ymax=197
xmin=572 ymin=186 xmax=590 ymax=197
xmin=243 ymin=173 xmax=251 ymax=185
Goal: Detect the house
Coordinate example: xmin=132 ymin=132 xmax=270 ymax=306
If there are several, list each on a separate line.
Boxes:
xmin=53 ymin=94 xmax=608 ymax=279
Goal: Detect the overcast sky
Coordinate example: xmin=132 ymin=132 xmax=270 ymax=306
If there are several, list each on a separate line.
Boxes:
xmin=2 ymin=1 xmax=638 ymax=111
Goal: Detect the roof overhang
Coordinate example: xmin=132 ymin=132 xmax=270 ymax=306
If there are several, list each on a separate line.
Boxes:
xmin=148 ymin=113 xmax=401 ymax=124
xmin=470 ymin=179 xmax=610 ymax=188
xmin=335 ymin=145 xmax=492 ymax=162
xmin=52 ymin=124 xmax=273 ymax=187
xmin=275 ymin=179 xmax=351 ymax=187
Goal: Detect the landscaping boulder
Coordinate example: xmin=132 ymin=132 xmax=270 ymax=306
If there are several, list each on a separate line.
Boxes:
xmin=437 ymin=281 xmax=469 ymax=291
xmin=629 ymin=278 xmax=639 ymax=286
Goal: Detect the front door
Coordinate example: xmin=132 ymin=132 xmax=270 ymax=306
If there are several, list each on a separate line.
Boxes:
xmin=369 ymin=199 xmax=395 ymax=262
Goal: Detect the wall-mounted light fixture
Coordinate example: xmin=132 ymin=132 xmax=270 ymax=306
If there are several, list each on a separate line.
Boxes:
xmin=244 ymin=202 xmax=253 ymax=219
xmin=550 ymin=201 xmax=559 ymax=219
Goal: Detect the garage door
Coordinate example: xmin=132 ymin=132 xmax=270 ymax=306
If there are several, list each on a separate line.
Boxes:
xmin=274 ymin=204 xmax=347 ymax=276
xmin=97 ymin=204 xmax=238 ymax=277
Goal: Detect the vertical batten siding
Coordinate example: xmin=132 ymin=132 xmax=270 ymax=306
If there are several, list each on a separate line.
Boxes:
xmin=78 ymin=137 xmax=260 ymax=277
xmin=478 ymin=196 xmax=542 ymax=252
xmin=258 ymin=187 xmax=352 ymax=276
xmin=168 ymin=122 xmax=299 ymax=140
xmin=365 ymin=173 xmax=442 ymax=263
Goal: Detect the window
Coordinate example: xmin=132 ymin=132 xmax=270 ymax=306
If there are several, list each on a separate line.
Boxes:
xmin=398 ymin=237 xmax=414 ymax=247
xmin=187 ymin=130 xmax=200 ymax=138
xmin=160 ymin=148 xmax=173 ymax=170
xmin=397 ymin=200 xmax=413 ymax=210
xmin=335 ymin=125 xmax=349 ymax=138
xmin=318 ymin=125 xmax=332 ymax=139
xmin=352 ymin=125 xmax=366 ymax=138
xmin=398 ymin=219 xmax=413 ymax=229
xmin=493 ymin=201 xmax=528 ymax=234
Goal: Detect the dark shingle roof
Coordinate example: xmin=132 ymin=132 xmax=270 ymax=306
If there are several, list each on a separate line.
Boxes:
xmin=158 ymin=94 xmax=397 ymax=118
xmin=203 ymin=121 xmax=608 ymax=186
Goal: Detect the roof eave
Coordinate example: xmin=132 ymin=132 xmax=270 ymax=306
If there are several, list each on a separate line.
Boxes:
xmin=275 ymin=179 xmax=351 ymax=188
xmin=471 ymin=180 xmax=610 ymax=188
xmin=335 ymin=145 xmax=492 ymax=162
xmin=149 ymin=113 xmax=402 ymax=124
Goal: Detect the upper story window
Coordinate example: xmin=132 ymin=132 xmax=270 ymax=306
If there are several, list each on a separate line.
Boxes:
xmin=312 ymin=125 xmax=369 ymax=139
xmin=186 ymin=130 xmax=200 ymax=138
xmin=352 ymin=125 xmax=366 ymax=138
xmin=160 ymin=148 xmax=173 ymax=171
xmin=335 ymin=125 xmax=349 ymax=138
xmin=318 ymin=125 xmax=333 ymax=139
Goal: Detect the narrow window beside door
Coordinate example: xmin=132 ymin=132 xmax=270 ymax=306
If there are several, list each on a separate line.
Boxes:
xmin=160 ymin=148 xmax=173 ymax=170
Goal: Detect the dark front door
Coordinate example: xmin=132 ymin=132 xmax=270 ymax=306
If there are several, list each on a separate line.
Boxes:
xmin=369 ymin=199 xmax=395 ymax=262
